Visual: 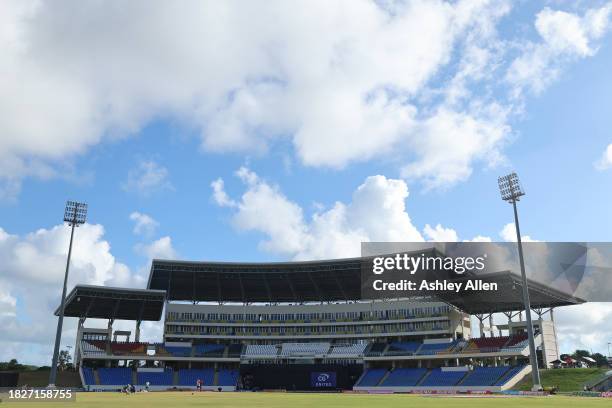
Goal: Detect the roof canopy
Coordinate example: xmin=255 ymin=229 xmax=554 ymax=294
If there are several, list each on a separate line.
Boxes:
xmin=55 ymin=285 xmax=166 ymax=321
xmin=147 ymin=258 xmax=362 ymax=303
xmin=432 ymin=270 xmax=584 ymax=315
xmin=147 ymin=258 xmax=584 ymax=313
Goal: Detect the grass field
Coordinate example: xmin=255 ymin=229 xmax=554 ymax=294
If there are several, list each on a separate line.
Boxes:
xmin=516 ymin=368 xmax=608 ymax=392
xmin=2 ymin=391 xmax=611 ymax=408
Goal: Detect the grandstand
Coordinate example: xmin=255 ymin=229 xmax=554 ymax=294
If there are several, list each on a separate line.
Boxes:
xmin=55 ymin=256 xmax=583 ymax=392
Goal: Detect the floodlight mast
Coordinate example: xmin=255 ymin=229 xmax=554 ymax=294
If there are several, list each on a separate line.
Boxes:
xmin=498 ymin=173 xmax=542 ymax=391
xmin=48 ymin=201 xmax=87 ymax=388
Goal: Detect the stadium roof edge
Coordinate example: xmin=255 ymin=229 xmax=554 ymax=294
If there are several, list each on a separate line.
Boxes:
xmin=55 ymin=284 xmax=166 ymax=321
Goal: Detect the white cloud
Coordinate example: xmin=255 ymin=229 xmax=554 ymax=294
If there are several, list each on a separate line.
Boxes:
xmin=423 ymin=223 xmax=459 ymax=242
xmin=211 ymin=178 xmax=237 ymax=208
xmin=0 ymin=0 xmax=545 ymax=195
xmin=499 ymin=222 xmax=538 ymax=242
xmin=122 ymin=160 xmax=173 ymax=196
xmin=212 ymin=167 xmax=424 ymax=260
xmin=506 ymin=4 xmax=612 ymax=96
xmin=129 ymin=211 xmax=159 ymax=237
xmin=554 ymin=302 xmax=612 ymax=355
xmin=595 ymin=143 xmax=612 ymax=170
xmin=0 ymin=223 xmax=148 ymax=364
xmin=135 ymin=236 xmax=177 ymax=260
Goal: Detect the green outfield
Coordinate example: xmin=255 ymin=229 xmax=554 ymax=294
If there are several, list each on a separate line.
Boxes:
xmin=2 ymin=391 xmax=612 ymax=408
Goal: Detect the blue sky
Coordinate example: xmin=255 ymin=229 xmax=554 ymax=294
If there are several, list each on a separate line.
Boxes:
xmin=1 ymin=0 xmax=612 ymax=364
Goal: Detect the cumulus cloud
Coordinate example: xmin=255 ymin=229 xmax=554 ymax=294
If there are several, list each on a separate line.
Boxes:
xmin=129 ymin=212 xmax=159 ymax=237
xmin=554 ymin=302 xmax=612 ymax=355
xmin=506 ymin=4 xmax=612 ymax=96
xmin=211 ymin=178 xmax=237 ymax=208
xmin=0 ymin=224 xmax=149 ymax=364
xmin=595 ymin=143 xmax=612 ymax=170
xmin=122 ymin=160 xmax=173 ymax=196
xmin=423 ymin=223 xmax=459 ymax=242
xmin=135 ymin=236 xmax=177 ymax=260
xmin=499 ymin=222 xmax=538 ymax=242
xmin=5 ymin=1 xmax=607 ymax=196
xmin=212 ymin=167 xmax=424 ymax=259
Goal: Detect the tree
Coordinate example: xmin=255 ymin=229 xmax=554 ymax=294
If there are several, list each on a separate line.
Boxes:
xmin=572 ymin=349 xmax=591 ymax=359
xmin=591 ymin=353 xmax=608 ymax=367
xmin=0 ymin=359 xmax=25 ymax=371
xmin=58 ymin=349 xmax=72 ymax=371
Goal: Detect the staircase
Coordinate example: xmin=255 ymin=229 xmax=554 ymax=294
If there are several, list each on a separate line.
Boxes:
xmin=132 ymin=371 xmax=137 ymax=385
xmin=455 ymin=370 xmax=471 ymax=385
xmin=416 ymin=370 xmax=432 ymax=386
xmin=173 ymin=370 xmax=179 ymax=386
xmin=93 ymin=369 xmax=101 ymax=385
xmin=377 ymin=369 xmax=392 ymax=386
xmin=213 ymin=370 xmax=219 ymax=386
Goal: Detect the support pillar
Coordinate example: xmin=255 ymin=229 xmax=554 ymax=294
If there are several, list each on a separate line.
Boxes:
xmin=135 ymin=321 xmax=141 ymax=342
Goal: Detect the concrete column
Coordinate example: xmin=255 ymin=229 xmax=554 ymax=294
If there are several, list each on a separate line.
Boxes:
xmin=135 ymin=321 xmax=141 ymax=342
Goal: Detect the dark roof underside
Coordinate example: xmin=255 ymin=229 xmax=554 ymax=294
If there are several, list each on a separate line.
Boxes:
xmin=432 ymin=271 xmax=585 ymax=314
xmin=55 ymin=285 xmax=165 ymax=321
xmin=147 ymin=259 xmax=584 ymax=314
xmin=148 ymin=258 xmax=363 ymax=303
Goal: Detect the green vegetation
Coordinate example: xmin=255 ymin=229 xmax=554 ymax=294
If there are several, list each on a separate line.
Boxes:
xmin=3 ymin=392 xmax=612 ymax=408
xmin=516 ymin=368 xmax=608 ymax=392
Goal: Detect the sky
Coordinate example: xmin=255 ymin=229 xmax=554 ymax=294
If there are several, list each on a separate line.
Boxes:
xmin=1 ymin=0 xmax=612 ymax=365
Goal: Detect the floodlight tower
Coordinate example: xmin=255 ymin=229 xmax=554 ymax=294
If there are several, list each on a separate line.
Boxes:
xmin=498 ymin=173 xmax=541 ymax=390
xmin=48 ymin=201 xmax=87 ymax=388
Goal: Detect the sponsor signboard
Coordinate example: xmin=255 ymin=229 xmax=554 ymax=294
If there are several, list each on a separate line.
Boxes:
xmin=310 ymin=372 xmax=336 ymax=388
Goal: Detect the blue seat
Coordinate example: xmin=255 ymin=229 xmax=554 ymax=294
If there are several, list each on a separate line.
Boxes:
xmin=356 ymin=369 xmax=387 ymax=386
xmin=217 ymin=369 xmax=239 ymax=386
xmin=381 ymin=368 xmax=426 ymax=386
xmin=137 ymin=369 xmax=173 ymax=385
xmin=178 ymin=369 xmax=215 ymax=386
xmin=420 ymin=368 xmax=466 ymax=386
xmin=97 ymin=367 xmax=132 ymax=385
xmin=462 ymin=367 xmax=509 ymax=386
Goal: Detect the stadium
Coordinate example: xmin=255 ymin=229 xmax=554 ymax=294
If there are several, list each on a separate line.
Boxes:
xmin=53 ymin=256 xmax=587 ymax=395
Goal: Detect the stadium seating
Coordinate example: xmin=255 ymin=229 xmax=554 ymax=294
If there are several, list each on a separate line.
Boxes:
xmin=280 ymin=342 xmax=330 ymax=356
xmin=97 ymin=367 xmax=132 ymax=385
xmin=178 ymin=368 xmax=215 ymax=386
xmin=164 ymin=346 xmax=192 ymax=357
xmin=328 ymin=343 xmax=367 ymax=356
xmin=193 ymin=344 xmax=225 ymax=357
xmin=381 ymin=368 xmax=427 ymax=386
xmin=81 ymin=367 xmax=96 ymax=385
xmin=365 ymin=343 xmax=387 ymax=356
xmin=494 ymin=366 xmax=525 ymax=385
xmin=217 ymin=369 xmax=239 ymax=386
xmin=502 ymin=334 xmax=529 ymax=351
xmin=244 ymin=344 xmax=278 ymax=357
xmin=416 ymin=341 xmax=457 ymax=355
xmin=81 ymin=341 xmax=106 ymax=356
xmin=461 ymin=366 xmax=510 ymax=386
xmin=385 ymin=342 xmax=421 ymax=355
xmin=110 ymin=342 xmax=146 ymax=355
xmin=420 ymin=368 xmax=466 ymax=386
xmin=356 ymin=368 xmax=387 ymax=386
xmin=137 ymin=369 xmax=173 ymax=386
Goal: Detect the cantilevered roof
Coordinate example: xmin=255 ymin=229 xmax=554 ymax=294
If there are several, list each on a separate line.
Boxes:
xmin=55 ymin=285 xmax=166 ymax=321
xmin=147 ymin=258 xmax=363 ymax=302
xmin=146 ymin=257 xmax=584 ymax=313
xmin=432 ymin=270 xmax=585 ymax=315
